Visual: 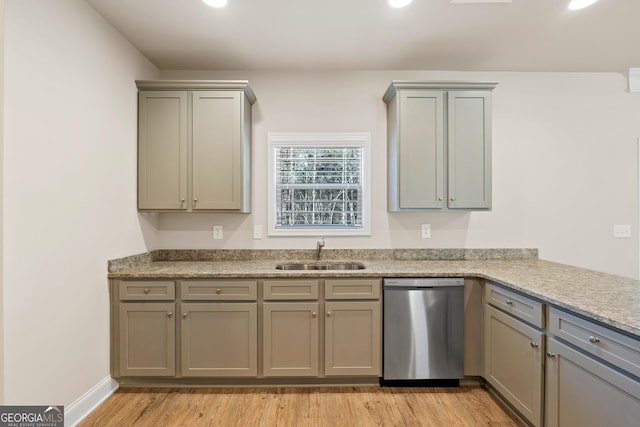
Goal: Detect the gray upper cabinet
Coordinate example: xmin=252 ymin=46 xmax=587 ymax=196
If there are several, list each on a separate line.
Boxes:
xmin=137 ymin=80 xmax=256 ymax=212
xmin=383 ymin=81 xmax=497 ymax=211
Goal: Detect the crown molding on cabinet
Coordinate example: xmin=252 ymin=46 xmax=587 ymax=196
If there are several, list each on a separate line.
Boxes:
xmin=135 ymin=80 xmax=257 ymax=104
xmin=382 ymin=80 xmax=499 ymax=103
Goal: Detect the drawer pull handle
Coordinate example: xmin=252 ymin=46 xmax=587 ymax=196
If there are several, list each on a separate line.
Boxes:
xmin=546 ymin=352 xmax=557 ymax=358
xmin=530 ymin=342 xmax=539 ymax=348
xmin=505 ymin=299 xmax=513 ymax=305
xmin=216 ymin=289 xmax=222 ymax=295
xmin=327 ymin=311 xmax=332 ymax=317
xmin=144 ymin=288 xmax=150 ymax=294
xmin=312 ymin=312 xmax=317 ymax=318
xmin=589 ymin=336 xmax=601 ymax=344
xmin=182 ymin=313 xmax=188 ymax=318
xmin=167 ymin=312 xmax=173 ymax=318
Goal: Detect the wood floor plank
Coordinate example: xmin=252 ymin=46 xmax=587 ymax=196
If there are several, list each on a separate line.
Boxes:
xmin=79 ymin=386 xmax=521 ymax=427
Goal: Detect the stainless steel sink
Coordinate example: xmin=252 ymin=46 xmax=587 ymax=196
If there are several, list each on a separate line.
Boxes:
xmin=275 ymin=262 xmax=366 ymax=271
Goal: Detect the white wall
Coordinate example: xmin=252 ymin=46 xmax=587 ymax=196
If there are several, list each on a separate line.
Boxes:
xmin=4 ymin=0 xmax=158 ymax=406
xmin=160 ymin=69 xmax=640 ymax=279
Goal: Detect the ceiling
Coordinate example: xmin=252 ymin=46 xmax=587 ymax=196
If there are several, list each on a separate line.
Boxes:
xmin=86 ymin=0 xmax=640 ymax=73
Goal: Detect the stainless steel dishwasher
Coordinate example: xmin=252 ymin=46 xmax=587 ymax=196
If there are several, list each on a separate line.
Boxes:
xmin=383 ymin=278 xmax=464 ymax=384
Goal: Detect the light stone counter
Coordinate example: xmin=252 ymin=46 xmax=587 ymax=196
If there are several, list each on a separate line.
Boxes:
xmin=108 ymin=249 xmax=640 ymax=338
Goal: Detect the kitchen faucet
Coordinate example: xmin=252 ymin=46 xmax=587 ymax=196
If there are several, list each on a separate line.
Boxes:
xmin=316 ymin=238 xmax=325 ymax=261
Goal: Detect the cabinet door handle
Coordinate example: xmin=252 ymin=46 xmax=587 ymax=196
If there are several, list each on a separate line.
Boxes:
xmin=326 ymin=311 xmax=332 ymax=317
xmin=167 ymin=312 xmax=173 ymax=318
xmin=216 ymin=289 xmax=222 ymax=295
xmin=438 ymin=196 xmax=443 ymax=201
xmin=546 ymin=352 xmax=557 ymax=358
xmin=180 ymin=198 xmax=185 ymax=204
xmin=505 ymin=299 xmax=513 ymax=305
xmin=450 ymin=196 xmax=455 ymax=201
xmin=143 ymin=288 xmax=150 ymax=294
xmin=311 ymin=312 xmax=317 ymax=318
xmin=182 ymin=313 xmax=188 ymax=318
xmin=193 ymin=198 xmax=198 ymax=204
xmin=530 ymin=342 xmax=539 ymax=348
xmin=589 ymin=336 xmax=601 ymax=344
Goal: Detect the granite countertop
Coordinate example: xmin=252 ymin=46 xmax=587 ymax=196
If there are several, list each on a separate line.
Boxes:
xmin=108 ymin=249 xmax=640 ymax=339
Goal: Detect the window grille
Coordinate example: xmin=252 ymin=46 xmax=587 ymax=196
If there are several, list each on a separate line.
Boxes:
xmin=268 ymin=133 xmax=371 ymax=236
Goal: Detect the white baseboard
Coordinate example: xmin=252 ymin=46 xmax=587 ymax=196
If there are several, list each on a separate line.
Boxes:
xmin=64 ymin=376 xmax=119 ymax=427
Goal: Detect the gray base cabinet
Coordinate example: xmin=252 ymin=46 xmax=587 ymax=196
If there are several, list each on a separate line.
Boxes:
xmin=111 ymin=277 xmax=381 ymax=383
xmin=484 ymin=305 xmax=543 ymax=426
xmin=545 ymin=338 xmax=640 ymax=427
xmin=324 ymin=301 xmax=381 ymax=376
xmin=118 ymin=302 xmax=176 ymax=377
xmin=545 ymin=307 xmax=640 ymax=427
xmin=262 ymin=279 xmax=382 ymax=378
xmin=484 ymin=283 xmax=544 ymax=427
xmin=180 ymin=302 xmax=257 ymax=377
xmin=263 ymin=302 xmax=320 ymax=377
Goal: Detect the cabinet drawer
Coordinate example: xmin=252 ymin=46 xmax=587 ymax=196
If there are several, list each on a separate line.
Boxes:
xmin=485 ymin=282 xmax=544 ymax=328
xmin=263 ymin=280 xmax=319 ymax=301
xmin=180 ymin=280 xmax=257 ymax=301
xmin=119 ymin=280 xmax=175 ymax=301
xmin=548 ymin=307 xmax=640 ymax=378
xmin=325 ymin=279 xmax=381 ymax=300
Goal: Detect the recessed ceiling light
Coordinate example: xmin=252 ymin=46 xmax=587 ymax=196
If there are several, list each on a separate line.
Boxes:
xmin=389 ymin=0 xmax=413 ymax=8
xmin=203 ymin=0 xmax=228 ymax=8
xmin=568 ymin=0 xmax=599 ymax=10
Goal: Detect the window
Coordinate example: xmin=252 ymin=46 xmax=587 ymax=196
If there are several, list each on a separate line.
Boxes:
xmin=268 ymin=133 xmax=371 ymax=236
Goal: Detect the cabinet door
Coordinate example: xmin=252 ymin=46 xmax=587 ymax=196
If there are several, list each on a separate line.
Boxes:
xmin=484 ymin=305 xmax=543 ymax=426
xmin=398 ymin=90 xmax=445 ymax=209
xmin=324 ymin=301 xmax=381 ymax=376
xmin=192 ymin=91 xmax=243 ymax=211
xmin=138 ymin=91 xmax=188 ymax=210
xmin=263 ymin=302 xmax=319 ymax=377
xmin=118 ymin=302 xmax=175 ymax=377
xmin=447 ymin=91 xmax=492 ymax=209
xmin=546 ymin=338 xmax=640 ymax=427
xmin=180 ymin=303 xmax=257 ymax=377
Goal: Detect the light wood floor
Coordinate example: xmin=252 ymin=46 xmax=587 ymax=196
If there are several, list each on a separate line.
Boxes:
xmin=78 ymin=386 xmax=521 ymax=427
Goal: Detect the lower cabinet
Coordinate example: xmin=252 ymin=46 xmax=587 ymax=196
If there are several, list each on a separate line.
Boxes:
xmin=113 ymin=277 xmax=382 ymax=382
xmin=118 ymin=302 xmax=176 ymax=376
xmin=325 ymin=301 xmax=381 ymax=376
xmin=484 ymin=305 xmax=544 ymax=426
xmin=484 ymin=283 xmax=544 ymax=427
xmin=545 ymin=338 xmax=640 ymax=427
xmin=262 ymin=279 xmax=382 ymax=378
xmin=180 ymin=302 xmax=257 ymax=377
xmin=263 ymin=302 xmax=319 ymax=377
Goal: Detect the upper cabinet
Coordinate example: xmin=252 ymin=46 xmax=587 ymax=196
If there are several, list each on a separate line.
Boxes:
xmin=383 ymin=81 xmax=497 ymax=211
xmin=137 ymin=80 xmax=256 ymax=212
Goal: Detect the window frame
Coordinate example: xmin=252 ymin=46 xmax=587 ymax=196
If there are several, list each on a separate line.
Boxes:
xmin=267 ymin=132 xmax=372 ymax=237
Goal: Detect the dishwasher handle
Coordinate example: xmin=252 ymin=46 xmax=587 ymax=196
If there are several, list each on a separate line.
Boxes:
xmin=383 ymin=278 xmax=464 ymax=288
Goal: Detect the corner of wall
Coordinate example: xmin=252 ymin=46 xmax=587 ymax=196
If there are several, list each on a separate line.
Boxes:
xmin=0 ymin=0 xmax=6 ymax=406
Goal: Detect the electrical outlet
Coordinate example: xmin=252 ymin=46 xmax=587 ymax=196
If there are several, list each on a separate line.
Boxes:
xmin=613 ymin=224 xmax=631 ymax=238
xmin=421 ymin=224 xmax=431 ymax=238
xmin=213 ymin=225 xmax=223 ymax=240
xmin=253 ymin=225 xmax=263 ymax=239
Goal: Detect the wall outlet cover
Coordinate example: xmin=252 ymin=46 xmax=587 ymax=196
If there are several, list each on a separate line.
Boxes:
xmin=421 ymin=224 xmax=431 ymax=238
xmin=613 ymin=224 xmax=632 ymax=238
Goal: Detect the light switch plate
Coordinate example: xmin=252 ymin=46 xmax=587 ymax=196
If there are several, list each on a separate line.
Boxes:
xmin=421 ymin=224 xmax=431 ymax=238
xmin=253 ymin=225 xmax=263 ymax=239
xmin=613 ymin=224 xmax=631 ymax=238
